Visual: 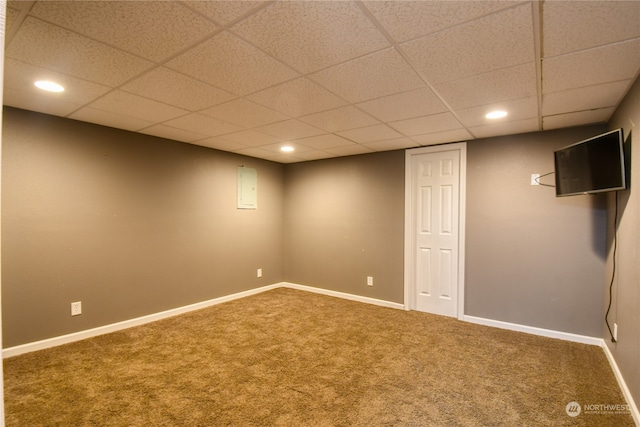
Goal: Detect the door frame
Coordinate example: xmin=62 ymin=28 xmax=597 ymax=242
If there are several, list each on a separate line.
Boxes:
xmin=404 ymin=143 xmax=467 ymax=320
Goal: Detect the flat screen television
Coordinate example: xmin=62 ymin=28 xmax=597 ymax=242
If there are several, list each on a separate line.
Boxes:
xmin=554 ymin=129 xmax=626 ymax=197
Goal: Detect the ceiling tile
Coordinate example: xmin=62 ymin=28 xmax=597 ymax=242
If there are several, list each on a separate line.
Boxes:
xmin=254 ymin=142 xmax=315 ymax=155
xmin=542 ymin=39 xmax=640 ymax=93
xmin=362 ymin=137 xmax=417 ymax=152
xmin=295 ymin=134 xmax=356 ymax=150
xmin=289 ymin=150 xmax=336 ymax=162
xmin=195 ymin=137 xmax=249 ymax=152
xmin=299 ymin=106 xmax=380 ymax=132
xmin=337 ymin=124 xmax=403 ymax=144
xmin=389 ymin=112 xmax=463 ymax=137
xmin=543 ymin=1 xmax=640 ymax=58
xmin=255 ymin=119 xmax=325 ymax=141
xmin=3 ymin=58 xmax=111 ymax=110
xmin=69 ymin=107 xmax=154 ymax=132
xmin=356 ymin=87 xmax=448 ymax=122
xmin=435 ymin=63 xmax=537 ymax=110
xmin=30 ymin=1 xmax=217 ymax=62
xmin=400 ymin=3 xmax=534 ymax=84
xmin=5 ymin=6 xmax=22 ymax=34
xmin=218 ymin=130 xmax=282 ymax=147
xmin=121 ymin=67 xmax=236 ymax=111
xmin=233 ymin=146 xmax=279 ymax=159
xmin=231 ymin=1 xmax=390 ymax=73
xmin=262 ymin=154 xmax=309 ymax=164
xmin=248 ymin=78 xmax=347 ymax=117
xmin=310 ymin=48 xmax=425 ymax=103
xmin=166 ymin=31 xmax=298 ymax=96
xmin=456 ymin=97 xmax=538 ymax=128
xmin=201 ymin=99 xmax=288 ymax=128
xmin=5 ymin=17 xmax=153 ymax=87
xmin=139 ymin=124 xmax=208 ymax=144
xmin=364 ymin=1 xmax=518 ymax=43
xmin=412 ymin=128 xmax=474 ymax=146
xmin=470 ymin=117 xmax=539 ymax=139
xmin=542 ymin=81 xmax=631 ymax=116
xmin=183 ymin=1 xmax=269 ymax=27
xmin=543 ymin=108 xmax=615 ymax=130
xmin=163 ymin=113 xmax=242 ymax=137
xmin=84 ymin=90 xmax=189 ymax=124
xmin=7 ymin=1 xmax=30 ymax=13
xmin=3 ymin=87 xmax=85 ymax=118
xmin=325 ymin=144 xmax=375 ymax=157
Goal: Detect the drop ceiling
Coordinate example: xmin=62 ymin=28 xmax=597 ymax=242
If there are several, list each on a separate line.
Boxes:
xmin=4 ymin=1 xmax=640 ymax=163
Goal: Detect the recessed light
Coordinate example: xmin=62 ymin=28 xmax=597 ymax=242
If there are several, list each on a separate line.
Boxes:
xmin=485 ymin=110 xmax=507 ymax=119
xmin=280 ymin=145 xmax=294 ymax=152
xmin=34 ymin=80 xmax=64 ymax=93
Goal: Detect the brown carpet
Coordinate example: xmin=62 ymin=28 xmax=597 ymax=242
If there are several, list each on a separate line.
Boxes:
xmin=3 ymin=288 xmax=634 ymax=426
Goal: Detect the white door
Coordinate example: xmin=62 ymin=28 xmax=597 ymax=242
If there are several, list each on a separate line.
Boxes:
xmin=405 ymin=144 xmax=466 ymax=318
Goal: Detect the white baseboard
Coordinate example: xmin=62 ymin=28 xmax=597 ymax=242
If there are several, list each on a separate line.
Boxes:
xmin=5 ymin=282 xmax=638 ymax=424
xmin=600 ymin=340 xmax=640 ymax=426
xmin=3 ymin=284 xmax=281 ymax=358
xmin=1 ymin=286 xmax=612 ymax=357
xmin=281 ymin=282 xmax=405 ymax=310
xmin=2 ymin=282 xmax=404 ymax=358
xmin=463 ymin=315 xmax=639 ymax=424
xmin=461 ymin=315 xmax=602 ymax=346
xmin=3 ymin=283 xmax=638 ymax=424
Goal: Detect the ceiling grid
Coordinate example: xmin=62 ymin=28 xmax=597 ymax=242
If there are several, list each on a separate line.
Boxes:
xmin=3 ymin=0 xmax=640 ymax=163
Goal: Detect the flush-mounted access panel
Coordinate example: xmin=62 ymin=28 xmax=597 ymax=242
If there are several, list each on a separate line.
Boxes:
xmin=237 ymin=167 xmax=257 ymax=209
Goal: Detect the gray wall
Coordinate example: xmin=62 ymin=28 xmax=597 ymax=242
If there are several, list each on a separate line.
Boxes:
xmin=283 ymin=126 xmax=609 ymax=339
xmin=465 ymin=125 xmax=608 ymax=337
xmin=0 ymin=105 xmax=625 ymax=351
xmin=606 ymin=76 xmax=640 ymax=410
xmin=283 ymin=151 xmax=405 ymax=304
xmin=2 ymin=107 xmax=285 ymax=347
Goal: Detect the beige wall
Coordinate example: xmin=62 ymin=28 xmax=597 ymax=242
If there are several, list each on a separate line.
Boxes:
xmin=283 ymin=151 xmax=405 ymax=303
xmin=2 ymin=107 xmax=285 ymax=347
xmin=465 ymin=125 xmax=608 ymax=337
xmin=606 ymin=76 xmax=640 ymax=410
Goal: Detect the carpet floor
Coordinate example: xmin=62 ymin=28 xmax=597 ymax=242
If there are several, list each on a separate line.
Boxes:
xmin=3 ymin=287 xmax=635 ymax=426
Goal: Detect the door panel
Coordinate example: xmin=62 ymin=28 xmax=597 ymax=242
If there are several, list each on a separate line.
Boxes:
xmin=410 ymin=149 xmax=461 ymax=317
xmin=419 ymin=186 xmax=432 ymax=233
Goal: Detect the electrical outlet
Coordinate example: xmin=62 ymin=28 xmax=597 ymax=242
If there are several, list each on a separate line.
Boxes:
xmin=257 ymin=268 xmax=262 ymax=278
xmin=367 ymin=276 xmax=373 ymax=286
xmin=71 ymin=301 xmax=82 ymax=316
xmin=614 ymin=323 xmax=618 ymax=341
xmin=531 ymin=173 xmax=540 ymax=186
